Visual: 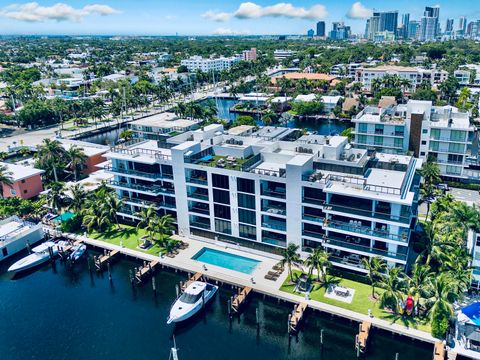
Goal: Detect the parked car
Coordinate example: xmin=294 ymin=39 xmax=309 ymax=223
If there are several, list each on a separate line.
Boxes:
xmin=436 ymin=183 xmax=449 ymax=191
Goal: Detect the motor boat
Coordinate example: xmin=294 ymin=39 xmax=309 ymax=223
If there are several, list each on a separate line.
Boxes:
xmin=166 ymin=281 xmax=218 ymax=324
xmin=68 ymin=243 xmax=87 ymax=262
xmin=8 ymin=241 xmax=58 ymax=273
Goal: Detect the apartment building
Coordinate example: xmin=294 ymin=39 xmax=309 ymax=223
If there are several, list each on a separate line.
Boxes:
xmin=353 ymin=100 xmax=475 ymax=181
xmin=355 ymin=65 xmax=448 ymax=91
xmin=467 ymin=230 xmax=480 ymax=289
xmin=352 ymin=105 xmax=409 ymax=154
xmin=330 ymin=63 xmax=362 ymax=78
xmin=242 ymin=48 xmax=257 ymax=62
xmin=273 ymin=50 xmax=296 ymax=61
xmin=128 ymin=112 xmax=200 ymax=141
xmin=180 ymin=56 xmax=240 ymax=72
xmin=105 ymin=124 xmax=420 ymax=273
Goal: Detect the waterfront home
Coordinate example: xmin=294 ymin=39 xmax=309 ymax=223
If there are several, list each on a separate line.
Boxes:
xmin=105 ymin=124 xmax=420 ymax=273
xmin=58 ymin=140 xmax=109 ymax=175
xmin=0 ymin=216 xmax=44 ymax=261
xmin=0 ymin=162 xmax=44 ymax=199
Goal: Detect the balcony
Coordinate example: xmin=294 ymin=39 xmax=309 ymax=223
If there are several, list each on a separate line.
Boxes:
xmin=302 ymin=229 xmax=325 ymax=240
xmin=262 ymin=236 xmax=287 ymax=247
xmin=186 ymin=177 xmax=208 ymax=186
xmin=325 ymin=203 xmax=411 ymax=224
xmin=324 ymin=220 xmax=409 ymax=243
xmin=123 ymin=197 xmax=176 ymax=209
xmin=189 ymin=205 xmax=210 ymax=216
xmin=261 ymin=189 xmax=286 ymax=199
xmin=188 ymin=190 xmax=209 ymax=201
xmin=302 ymin=197 xmax=325 ymax=206
xmin=262 ymin=206 xmax=286 ymax=216
xmin=109 ymin=180 xmax=175 ymax=196
xmin=302 ymin=214 xmax=325 ymax=224
xmin=117 ymin=206 xmax=141 ymax=219
xmin=322 ymin=236 xmax=407 ymax=261
xmin=262 ymin=220 xmax=286 ymax=232
xmin=189 ymin=219 xmax=211 ymax=230
xmin=105 ymin=165 xmax=173 ymax=181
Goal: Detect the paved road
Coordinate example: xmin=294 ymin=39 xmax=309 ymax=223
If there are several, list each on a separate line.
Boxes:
xmin=450 ymin=187 xmax=480 ymax=204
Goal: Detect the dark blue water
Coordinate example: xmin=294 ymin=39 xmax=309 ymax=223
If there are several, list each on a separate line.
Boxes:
xmin=210 ymin=98 xmax=351 ymax=135
xmin=0 ymin=252 xmax=433 ymax=360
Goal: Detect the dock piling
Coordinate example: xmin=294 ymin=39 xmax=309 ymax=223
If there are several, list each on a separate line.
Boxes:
xmin=255 ymin=308 xmax=259 ymax=326
xmin=320 ymin=329 xmax=324 ymax=345
xmin=107 ymin=262 xmax=112 ymax=281
xmin=152 ymin=276 xmax=156 ymax=294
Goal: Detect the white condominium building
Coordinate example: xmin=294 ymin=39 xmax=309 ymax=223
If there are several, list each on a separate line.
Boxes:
xmin=353 ymin=100 xmax=475 ymax=181
xmin=355 ymin=65 xmax=448 ymax=91
xmin=180 ymin=55 xmax=241 ymax=72
xmin=105 ymin=124 xmax=421 ymax=273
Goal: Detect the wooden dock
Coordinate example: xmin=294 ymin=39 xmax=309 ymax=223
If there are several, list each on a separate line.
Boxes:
xmin=94 ymin=249 xmax=119 ymax=271
xmin=134 ymin=260 xmax=159 ymax=284
xmin=355 ymin=321 xmax=372 ymax=354
xmin=433 ymin=341 xmax=446 ymax=360
xmin=181 ymin=272 xmax=203 ymax=291
xmin=288 ymin=303 xmax=308 ymax=333
xmin=231 ymin=286 xmax=252 ymax=314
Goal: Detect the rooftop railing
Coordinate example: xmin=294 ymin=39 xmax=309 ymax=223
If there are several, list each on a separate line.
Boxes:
xmin=325 ymin=174 xmax=401 ymax=196
xmin=110 ymin=139 xmax=172 ymax=161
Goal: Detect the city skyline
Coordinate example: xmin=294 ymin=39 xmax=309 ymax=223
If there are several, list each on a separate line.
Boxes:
xmin=0 ymin=0 xmax=479 ymax=36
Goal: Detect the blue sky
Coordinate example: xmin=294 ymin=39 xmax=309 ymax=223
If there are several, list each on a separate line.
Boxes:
xmin=0 ymin=1 xmax=479 ymax=35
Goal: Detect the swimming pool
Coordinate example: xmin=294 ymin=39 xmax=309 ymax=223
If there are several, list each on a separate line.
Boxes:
xmin=462 ymin=302 xmax=480 ymax=325
xmin=192 ymin=248 xmax=260 ymax=275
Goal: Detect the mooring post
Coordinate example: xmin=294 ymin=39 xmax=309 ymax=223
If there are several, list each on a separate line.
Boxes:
xmin=287 ymin=314 xmax=292 ymax=334
xmin=152 ymin=275 xmax=156 ymax=294
xmin=107 ymin=262 xmax=112 ymax=281
xmin=320 ymin=329 xmax=324 ymax=345
xmin=228 ymin=298 xmax=232 ymax=317
xmin=129 ymin=269 xmax=134 ymax=285
xmin=175 ymin=284 xmax=180 ymax=297
xmin=395 ymin=353 xmax=399 ymax=360
xmin=255 ymin=307 xmax=259 ymax=326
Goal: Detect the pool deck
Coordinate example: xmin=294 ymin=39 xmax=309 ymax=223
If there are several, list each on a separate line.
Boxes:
xmin=60 ymin=231 xmax=445 ymax=350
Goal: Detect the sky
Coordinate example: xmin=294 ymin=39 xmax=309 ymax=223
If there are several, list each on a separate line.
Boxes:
xmin=0 ymin=0 xmax=479 ymax=36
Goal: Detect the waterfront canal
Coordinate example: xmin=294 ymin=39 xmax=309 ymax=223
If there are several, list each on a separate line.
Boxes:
xmin=0 ymin=252 xmax=434 ymax=360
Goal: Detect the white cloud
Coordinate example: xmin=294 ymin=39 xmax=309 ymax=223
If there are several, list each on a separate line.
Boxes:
xmin=213 ymin=27 xmax=250 ymax=36
xmin=202 ymin=2 xmax=327 ymax=23
xmin=0 ymin=2 xmax=120 ymax=22
xmin=202 ymin=10 xmax=231 ymax=22
xmin=346 ymin=2 xmax=373 ymax=19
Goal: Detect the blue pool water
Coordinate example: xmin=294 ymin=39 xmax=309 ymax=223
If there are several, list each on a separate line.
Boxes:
xmin=192 ymin=248 xmax=260 ymax=274
xmin=462 ymin=302 xmax=480 ymax=325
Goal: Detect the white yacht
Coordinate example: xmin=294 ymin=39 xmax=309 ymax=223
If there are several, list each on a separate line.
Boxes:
xmin=167 ymin=281 xmax=218 ymax=324
xmin=7 ymin=241 xmax=58 ymax=273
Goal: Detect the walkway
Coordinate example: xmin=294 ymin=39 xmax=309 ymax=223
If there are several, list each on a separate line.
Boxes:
xmin=59 ymin=231 xmax=439 ymax=346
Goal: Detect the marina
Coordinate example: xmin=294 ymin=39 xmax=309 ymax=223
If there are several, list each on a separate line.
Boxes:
xmin=0 ymin=242 xmax=436 ymax=360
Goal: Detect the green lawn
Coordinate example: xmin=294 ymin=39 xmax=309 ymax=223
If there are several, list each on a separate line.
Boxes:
xmin=280 ymin=271 xmax=431 ymax=332
xmin=87 ymin=225 xmax=163 ymax=256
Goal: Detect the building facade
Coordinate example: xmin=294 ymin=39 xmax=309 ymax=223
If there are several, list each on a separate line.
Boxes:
xmin=105 ymin=125 xmax=420 ymax=273
xmin=180 ymin=56 xmax=241 ymax=72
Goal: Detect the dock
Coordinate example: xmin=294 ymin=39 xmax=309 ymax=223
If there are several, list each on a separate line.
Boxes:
xmin=181 ymin=272 xmax=203 ymax=291
xmin=94 ymin=249 xmax=119 ymax=271
xmin=355 ymin=321 xmax=371 ymax=354
xmin=433 ymin=341 xmax=446 ymax=360
xmin=134 ymin=260 xmax=159 ymax=284
xmin=230 ymin=286 xmax=252 ymax=314
xmin=288 ymin=303 xmax=308 ymax=333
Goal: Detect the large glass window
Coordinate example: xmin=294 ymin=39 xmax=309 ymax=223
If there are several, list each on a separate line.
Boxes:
xmin=450 ymin=130 xmax=466 ymax=142
xmin=237 ymin=178 xmax=255 ymax=193
xmin=449 ymin=143 xmax=464 ymax=154
xmin=430 ymin=129 xmax=440 ymax=140
xmin=394 ymin=138 xmax=403 ymax=148
xmin=357 ymin=135 xmax=367 ymax=144
xmin=239 ymin=209 xmax=256 ymax=225
xmin=374 ymin=136 xmax=383 ymax=145
xmin=212 ymin=174 xmax=229 ymax=189
xmin=358 ymin=123 xmax=368 ymax=133
xmin=239 ymin=224 xmax=256 ymax=240
xmin=429 ymin=141 xmax=439 ymax=151
xmin=215 ymin=219 xmax=231 ymax=234
xmin=238 ymin=193 xmax=256 ymax=209
xmin=214 ymin=204 xmax=231 ymax=219
xmin=213 ymin=189 xmax=230 ymax=204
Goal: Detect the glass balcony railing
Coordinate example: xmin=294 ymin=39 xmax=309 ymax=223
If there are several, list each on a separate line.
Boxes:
xmin=324 ymin=220 xmax=409 ymax=243
xmin=325 ymin=203 xmax=411 ymax=224
xmin=123 ymin=197 xmax=176 ymax=209
xmin=186 ymin=177 xmax=208 ymax=185
xmin=109 ymin=180 xmax=175 ymax=195
xmin=262 ymin=221 xmax=286 ymax=232
xmin=189 ymin=220 xmax=211 ymax=230
xmin=189 ymin=206 xmax=210 ymax=215
xmin=302 ymin=197 xmax=326 ymax=206
xmin=323 ymin=236 xmax=408 ymax=261
xmin=302 ymin=214 xmax=325 ymax=224
xmin=106 ymin=165 xmax=173 ymax=180
xmin=261 ymin=189 xmax=286 ymax=199
xmin=302 ymin=230 xmax=325 ymax=240
xmin=188 ymin=191 xmax=209 ymax=201
xmin=262 ymin=206 xmax=286 ymax=216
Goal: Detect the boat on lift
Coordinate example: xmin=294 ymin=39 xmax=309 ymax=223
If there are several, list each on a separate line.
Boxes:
xmin=8 ymin=241 xmax=58 ymax=273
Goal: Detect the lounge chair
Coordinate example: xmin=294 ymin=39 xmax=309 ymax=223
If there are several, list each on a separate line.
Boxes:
xmin=264 ymin=274 xmax=277 ymax=281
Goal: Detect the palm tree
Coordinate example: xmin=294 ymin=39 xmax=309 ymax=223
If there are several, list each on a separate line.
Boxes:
xmin=156 ymin=214 xmax=175 ymax=244
xmin=378 ymin=267 xmax=407 ymax=312
xmin=136 ymin=206 xmax=159 ymax=244
xmin=362 ymin=256 xmax=387 ymax=299
xmin=304 ymin=248 xmax=331 ymax=283
xmin=278 ymin=243 xmax=302 ymax=281
xmin=103 ymin=193 xmax=123 ymax=230
xmin=68 ymin=183 xmax=86 ymax=214
xmin=425 ymin=273 xmax=458 ymax=323
xmin=119 ymin=129 xmax=134 ymax=142
xmin=447 ymin=202 xmax=480 ymax=237
xmin=65 ymin=145 xmax=87 ymax=181
xmin=45 ymin=182 xmax=64 ymax=213
xmin=0 ymin=164 xmax=13 ymax=197
xmin=35 ymin=139 xmax=65 ymax=182
xmin=408 ymin=264 xmax=430 ymax=303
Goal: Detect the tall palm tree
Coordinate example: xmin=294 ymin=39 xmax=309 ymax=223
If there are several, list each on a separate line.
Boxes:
xmin=0 ymin=164 xmax=13 ymax=197
xmin=45 ymin=182 xmax=64 ymax=213
xmin=304 ymin=248 xmax=331 ymax=283
xmin=103 ymin=193 xmax=123 ymax=230
xmin=68 ymin=183 xmax=86 ymax=214
xmin=35 ymin=139 xmax=65 ymax=182
xmin=378 ymin=267 xmax=407 ymax=312
xmin=156 ymin=214 xmax=175 ymax=244
xmin=447 ymin=202 xmax=480 ymax=237
xmin=278 ymin=243 xmax=302 ymax=281
xmin=425 ymin=273 xmax=458 ymax=322
xmin=408 ymin=264 xmax=430 ymax=303
xmin=362 ymin=256 xmax=387 ymax=299
xmin=65 ymin=145 xmax=87 ymax=181
xmin=136 ymin=206 xmax=159 ymax=244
